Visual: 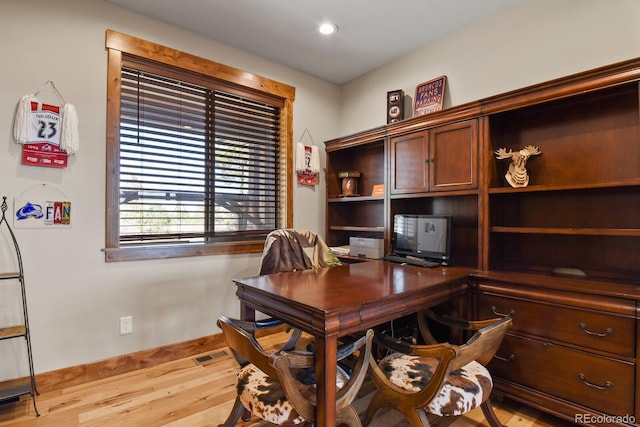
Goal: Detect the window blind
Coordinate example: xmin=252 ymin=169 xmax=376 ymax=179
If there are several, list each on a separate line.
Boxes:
xmin=119 ymin=67 xmax=281 ymax=245
xmin=211 ymin=91 xmax=280 ymax=238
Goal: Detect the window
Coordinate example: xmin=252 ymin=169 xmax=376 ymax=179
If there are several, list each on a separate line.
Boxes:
xmin=105 ymin=30 xmax=295 ymax=262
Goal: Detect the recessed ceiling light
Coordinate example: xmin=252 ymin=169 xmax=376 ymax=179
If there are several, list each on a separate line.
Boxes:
xmin=318 ymin=22 xmax=338 ymax=36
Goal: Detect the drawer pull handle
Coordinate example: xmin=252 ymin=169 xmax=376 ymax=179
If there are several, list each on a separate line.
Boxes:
xmin=578 ymin=373 xmax=612 ymax=390
xmin=491 ymin=306 xmax=515 ymax=317
xmin=494 ymin=353 xmax=516 ymax=362
xmin=579 ymin=322 xmax=613 ymax=337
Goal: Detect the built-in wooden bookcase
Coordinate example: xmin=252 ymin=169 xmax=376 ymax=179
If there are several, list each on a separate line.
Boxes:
xmin=479 ymin=76 xmax=640 ymax=426
xmin=486 ymin=82 xmax=640 ymax=282
xmin=326 ymin=58 xmax=640 ymax=425
xmin=325 ymin=134 xmax=386 ymax=248
xmin=326 ymin=120 xmax=480 ymax=266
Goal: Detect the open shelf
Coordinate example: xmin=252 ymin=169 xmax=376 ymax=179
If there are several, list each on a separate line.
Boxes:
xmin=487 ymin=82 xmax=640 ymax=191
xmin=390 ymin=188 xmax=477 ymax=199
xmin=0 ymin=325 xmax=26 ymax=341
xmin=490 ymin=227 xmax=640 ymax=237
xmin=489 ymin=179 xmax=640 ymax=194
xmin=329 ymin=225 xmax=384 ymax=232
xmin=327 ymin=195 xmax=383 ymax=203
xmin=0 ymin=380 xmax=31 ymax=403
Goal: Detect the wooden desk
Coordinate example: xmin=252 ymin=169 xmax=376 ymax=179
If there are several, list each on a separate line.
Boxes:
xmin=233 ymin=260 xmax=472 ymax=426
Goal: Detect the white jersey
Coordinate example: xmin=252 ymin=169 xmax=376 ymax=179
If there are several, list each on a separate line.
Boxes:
xmin=26 ymin=101 xmax=61 ymax=146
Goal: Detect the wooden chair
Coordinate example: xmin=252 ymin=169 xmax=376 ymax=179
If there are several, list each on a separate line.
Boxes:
xmin=218 ymin=316 xmax=373 ymax=426
xmin=364 ymin=310 xmax=513 ymax=427
xmin=223 ymin=229 xmax=343 ymax=423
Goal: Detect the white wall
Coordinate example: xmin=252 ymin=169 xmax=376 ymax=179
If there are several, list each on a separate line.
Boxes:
xmin=339 ymin=0 xmax=640 ymax=136
xmin=2 ymin=0 xmax=640 ymax=377
xmin=0 ymin=0 xmax=339 ymax=375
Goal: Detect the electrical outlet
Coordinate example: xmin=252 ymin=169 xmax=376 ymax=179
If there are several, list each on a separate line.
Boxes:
xmin=120 ymin=316 xmax=133 ymax=335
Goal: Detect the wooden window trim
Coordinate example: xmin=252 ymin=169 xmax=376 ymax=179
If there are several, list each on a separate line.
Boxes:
xmin=104 ymin=30 xmax=294 ymax=262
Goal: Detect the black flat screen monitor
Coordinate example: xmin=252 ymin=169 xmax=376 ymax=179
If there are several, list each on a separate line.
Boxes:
xmin=391 ymin=214 xmax=452 ymax=262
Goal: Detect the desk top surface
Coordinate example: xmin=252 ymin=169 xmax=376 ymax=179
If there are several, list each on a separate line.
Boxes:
xmin=234 ymin=261 xmax=473 ymax=335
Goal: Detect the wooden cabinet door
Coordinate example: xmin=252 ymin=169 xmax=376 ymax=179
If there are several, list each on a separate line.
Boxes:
xmin=389 ymin=131 xmax=428 ymax=194
xmin=429 ymin=120 xmax=477 ymax=192
xmin=389 ymin=120 xmax=478 ymax=195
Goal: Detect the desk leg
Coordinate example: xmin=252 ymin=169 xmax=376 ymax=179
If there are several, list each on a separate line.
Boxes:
xmin=315 ymin=333 xmax=338 ymax=427
xmin=240 ymin=301 xmax=255 ymax=321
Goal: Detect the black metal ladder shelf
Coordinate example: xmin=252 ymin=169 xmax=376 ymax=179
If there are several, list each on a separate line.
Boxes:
xmin=0 ymin=196 xmax=39 ymax=416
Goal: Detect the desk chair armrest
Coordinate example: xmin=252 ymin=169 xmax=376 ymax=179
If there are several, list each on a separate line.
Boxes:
xmin=374 ymin=333 xmax=459 ymax=359
xmin=223 ymin=317 xmax=284 ymax=333
xmin=422 ymin=309 xmax=504 ymax=331
xmin=418 ymin=309 xmax=508 ymax=346
xmin=373 ymin=333 xmax=413 ymax=354
xmin=226 ymin=316 xmax=303 ymax=352
xmin=255 ymin=317 xmax=285 ymax=329
xmin=281 ymin=330 xmax=372 ymax=368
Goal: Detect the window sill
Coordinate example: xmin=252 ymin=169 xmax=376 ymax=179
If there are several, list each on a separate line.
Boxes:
xmin=103 ymin=240 xmax=264 ymax=262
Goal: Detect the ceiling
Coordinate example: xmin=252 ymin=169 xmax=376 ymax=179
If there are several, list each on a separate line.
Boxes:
xmin=107 ymin=0 xmax=523 ymax=85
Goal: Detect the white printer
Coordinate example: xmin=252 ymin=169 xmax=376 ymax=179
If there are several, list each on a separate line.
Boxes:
xmin=349 ymin=237 xmax=384 ymax=259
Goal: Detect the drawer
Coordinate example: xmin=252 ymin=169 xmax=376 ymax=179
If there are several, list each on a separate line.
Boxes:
xmin=489 ymin=334 xmax=635 ymax=416
xmin=477 ymin=293 xmax=635 ymax=357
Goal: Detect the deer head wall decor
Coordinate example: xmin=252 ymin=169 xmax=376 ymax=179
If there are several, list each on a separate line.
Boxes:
xmin=495 ymin=145 xmax=541 ymax=187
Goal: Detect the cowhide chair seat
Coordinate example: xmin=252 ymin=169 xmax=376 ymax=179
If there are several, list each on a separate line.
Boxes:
xmin=236 ymin=363 xmax=350 ymax=425
xmin=378 ymin=352 xmax=492 ymax=416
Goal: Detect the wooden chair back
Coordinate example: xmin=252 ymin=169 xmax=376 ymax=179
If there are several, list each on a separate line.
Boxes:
xmin=217 ymin=316 xmax=279 ymax=377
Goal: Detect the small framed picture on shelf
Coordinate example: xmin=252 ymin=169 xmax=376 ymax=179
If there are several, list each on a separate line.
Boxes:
xmin=413 ymin=75 xmax=446 ymax=117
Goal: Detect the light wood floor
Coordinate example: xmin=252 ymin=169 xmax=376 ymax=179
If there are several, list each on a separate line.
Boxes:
xmin=0 ymin=332 xmax=577 ymax=426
